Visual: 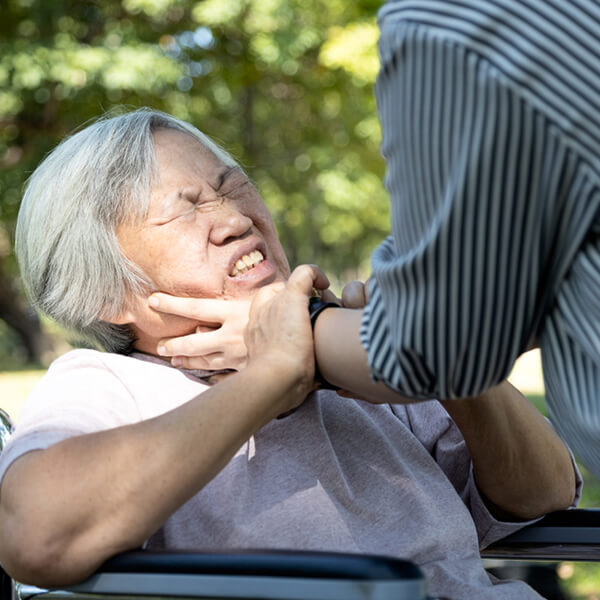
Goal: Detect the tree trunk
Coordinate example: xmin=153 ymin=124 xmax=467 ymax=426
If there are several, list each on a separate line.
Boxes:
xmin=0 ymin=264 xmax=44 ymax=365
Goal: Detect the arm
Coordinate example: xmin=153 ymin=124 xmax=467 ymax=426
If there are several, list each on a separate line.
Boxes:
xmin=313 ymin=305 xmax=417 ymax=403
xmin=0 ymin=366 xmax=302 ymax=587
xmin=0 ymin=270 xmax=319 ymax=588
xmin=313 ymin=287 xmax=576 ymax=519
xmin=140 ymin=276 xmax=577 ymax=526
xmin=439 ymin=381 xmax=576 ymax=521
xmin=140 ymin=281 xmax=579 ymax=520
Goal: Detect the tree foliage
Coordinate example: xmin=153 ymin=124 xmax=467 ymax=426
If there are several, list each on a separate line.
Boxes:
xmin=0 ymin=0 xmax=389 ymax=362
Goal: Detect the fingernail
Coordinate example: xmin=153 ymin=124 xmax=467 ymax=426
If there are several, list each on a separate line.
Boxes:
xmin=148 ymin=296 xmax=159 ymax=308
xmin=157 ymin=344 xmax=166 ymax=355
xmin=171 ymin=357 xmax=182 ymax=367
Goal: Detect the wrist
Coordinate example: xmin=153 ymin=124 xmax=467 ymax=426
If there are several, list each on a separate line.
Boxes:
xmin=309 ymin=297 xmax=340 ymax=390
xmin=246 ymin=355 xmax=312 ymax=407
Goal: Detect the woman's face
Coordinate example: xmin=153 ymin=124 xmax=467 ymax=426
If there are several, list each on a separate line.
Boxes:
xmin=114 ymin=128 xmax=290 ymax=352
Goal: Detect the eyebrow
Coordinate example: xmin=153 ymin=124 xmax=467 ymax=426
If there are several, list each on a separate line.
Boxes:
xmin=214 ymin=166 xmax=238 ymax=191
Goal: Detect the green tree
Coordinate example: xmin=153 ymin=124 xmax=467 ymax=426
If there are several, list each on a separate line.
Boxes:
xmin=0 ymin=0 xmax=389 ymax=363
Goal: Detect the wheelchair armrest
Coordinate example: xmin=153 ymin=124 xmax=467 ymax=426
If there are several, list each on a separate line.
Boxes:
xmin=99 ymin=548 xmax=418 ymax=578
xmin=482 ymin=508 xmax=600 ymax=561
xmin=16 ymin=550 xmax=429 ymax=600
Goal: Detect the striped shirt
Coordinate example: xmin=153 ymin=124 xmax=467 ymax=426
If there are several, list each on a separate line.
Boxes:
xmin=360 ymin=0 xmax=600 ymax=477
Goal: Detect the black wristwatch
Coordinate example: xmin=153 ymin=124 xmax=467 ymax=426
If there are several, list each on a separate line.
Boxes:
xmin=308 ymin=297 xmax=340 ymax=390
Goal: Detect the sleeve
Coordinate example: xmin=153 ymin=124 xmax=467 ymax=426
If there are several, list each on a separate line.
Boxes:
xmin=401 ymin=401 xmax=582 ymax=549
xmin=361 ymin=19 xmax=585 ymax=400
xmin=0 ymin=351 xmax=139 ymax=486
xmin=541 ymin=230 xmax=600 ymax=479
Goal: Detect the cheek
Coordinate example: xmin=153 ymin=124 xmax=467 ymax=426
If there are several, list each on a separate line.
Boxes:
xmin=273 ymin=246 xmax=290 ymax=279
xmin=264 ymin=225 xmax=290 ymax=276
xmin=135 ymin=234 xmax=219 ymax=294
xmin=126 ymin=295 xmax=200 ymax=348
xmin=250 ymin=208 xmax=290 ymax=275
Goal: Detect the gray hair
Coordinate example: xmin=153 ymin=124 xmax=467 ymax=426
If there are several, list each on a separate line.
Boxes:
xmin=15 ymin=107 xmax=238 ymax=353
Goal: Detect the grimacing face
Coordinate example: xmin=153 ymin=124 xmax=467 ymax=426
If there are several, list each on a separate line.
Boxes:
xmin=113 ymin=128 xmax=290 ymax=354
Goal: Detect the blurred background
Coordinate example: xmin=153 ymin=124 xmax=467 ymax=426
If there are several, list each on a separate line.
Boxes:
xmin=0 ymin=0 xmax=387 ymax=370
xmin=0 ymin=0 xmax=598 ymax=597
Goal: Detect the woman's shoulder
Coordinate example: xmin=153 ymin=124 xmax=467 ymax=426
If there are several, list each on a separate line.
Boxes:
xmin=48 ymin=348 xmax=176 ymax=381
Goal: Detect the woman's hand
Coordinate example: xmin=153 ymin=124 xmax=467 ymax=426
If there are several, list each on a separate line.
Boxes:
xmin=148 ymin=273 xmax=339 ymax=373
xmin=245 ymin=265 xmax=330 ymax=402
xmin=149 ymin=294 xmax=251 ymax=371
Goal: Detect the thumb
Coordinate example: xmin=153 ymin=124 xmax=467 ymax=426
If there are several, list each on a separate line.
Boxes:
xmin=287 ymin=264 xmax=330 ymax=296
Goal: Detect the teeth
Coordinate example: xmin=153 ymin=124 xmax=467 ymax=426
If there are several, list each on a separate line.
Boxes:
xmin=231 ymin=250 xmax=264 ymax=276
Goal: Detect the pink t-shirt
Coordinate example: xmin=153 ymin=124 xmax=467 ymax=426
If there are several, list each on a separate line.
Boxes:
xmin=0 ymin=349 xmax=581 ymax=599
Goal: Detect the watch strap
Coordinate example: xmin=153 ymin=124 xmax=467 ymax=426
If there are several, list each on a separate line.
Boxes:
xmin=308 ymin=297 xmax=340 ymax=390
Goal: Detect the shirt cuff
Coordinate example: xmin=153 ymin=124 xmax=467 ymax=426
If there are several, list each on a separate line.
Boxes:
xmin=473 ymin=449 xmax=583 ymax=549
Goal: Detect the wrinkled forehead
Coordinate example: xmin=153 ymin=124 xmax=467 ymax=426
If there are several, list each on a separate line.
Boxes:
xmin=153 ymin=126 xmax=239 ymax=169
xmin=153 ymin=126 xmax=221 ymax=164
xmin=151 ymin=128 xmax=240 ymax=190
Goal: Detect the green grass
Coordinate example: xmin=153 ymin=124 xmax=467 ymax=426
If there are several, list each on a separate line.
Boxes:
xmin=0 ymin=368 xmax=45 ymax=421
xmin=559 ymin=562 xmax=600 ymax=600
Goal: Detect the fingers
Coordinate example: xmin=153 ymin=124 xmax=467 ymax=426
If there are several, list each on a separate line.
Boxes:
xmin=148 ymin=294 xmax=239 ymax=323
xmin=150 ymin=295 xmax=252 ymax=371
xmin=157 ymin=329 xmax=224 ymax=358
xmin=341 ymin=280 xmax=367 ymax=309
xmin=320 ymin=288 xmax=341 ymax=305
xmin=170 ymin=354 xmax=211 ymax=369
xmin=171 ymin=353 xmax=234 ymax=371
xmin=249 ymin=266 xmax=328 ymax=322
xmin=286 ymin=264 xmax=330 ymax=296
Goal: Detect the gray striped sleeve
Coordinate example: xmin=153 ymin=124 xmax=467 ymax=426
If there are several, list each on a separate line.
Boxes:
xmin=362 ymin=1 xmax=600 ymax=476
xmin=363 ymin=15 xmax=598 ymax=387
xmin=542 ymin=234 xmax=600 ymax=477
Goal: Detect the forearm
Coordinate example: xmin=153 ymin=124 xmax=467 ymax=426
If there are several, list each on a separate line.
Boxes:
xmin=313 ymin=307 xmax=416 ymax=403
xmin=0 ymin=364 xmax=302 ymax=586
xmin=441 ymin=382 xmax=576 ymax=520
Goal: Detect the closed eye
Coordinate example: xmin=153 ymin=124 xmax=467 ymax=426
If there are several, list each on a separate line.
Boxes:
xmin=218 ymin=178 xmax=250 ymax=198
xmin=214 ymin=167 xmax=252 ymax=198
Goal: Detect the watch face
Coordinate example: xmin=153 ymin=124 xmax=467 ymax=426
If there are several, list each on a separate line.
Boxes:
xmin=309 ymin=296 xmax=324 ymax=310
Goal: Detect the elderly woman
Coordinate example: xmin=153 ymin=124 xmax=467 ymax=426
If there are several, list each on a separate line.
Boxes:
xmin=0 ymin=109 xmax=579 ymax=599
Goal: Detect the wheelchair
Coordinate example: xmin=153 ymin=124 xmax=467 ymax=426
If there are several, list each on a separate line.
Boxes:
xmin=1 ymin=407 xmax=598 ymax=600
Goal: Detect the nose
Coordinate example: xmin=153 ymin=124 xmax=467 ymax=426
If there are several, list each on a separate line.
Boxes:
xmin=209 ymin=207 xmax=253 ymax=245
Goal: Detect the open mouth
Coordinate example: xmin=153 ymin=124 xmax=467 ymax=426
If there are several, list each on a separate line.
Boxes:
xmin=230 ymin=249 xmax=265 ymax=277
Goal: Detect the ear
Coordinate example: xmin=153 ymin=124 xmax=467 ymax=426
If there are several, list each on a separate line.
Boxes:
xmin=101 ymin=298 xmax=140 ymax=326
xmin=101 ymin=292 xmax=147 ymax=326
xmin=108 ymin=309 xmax=137 ymax=325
